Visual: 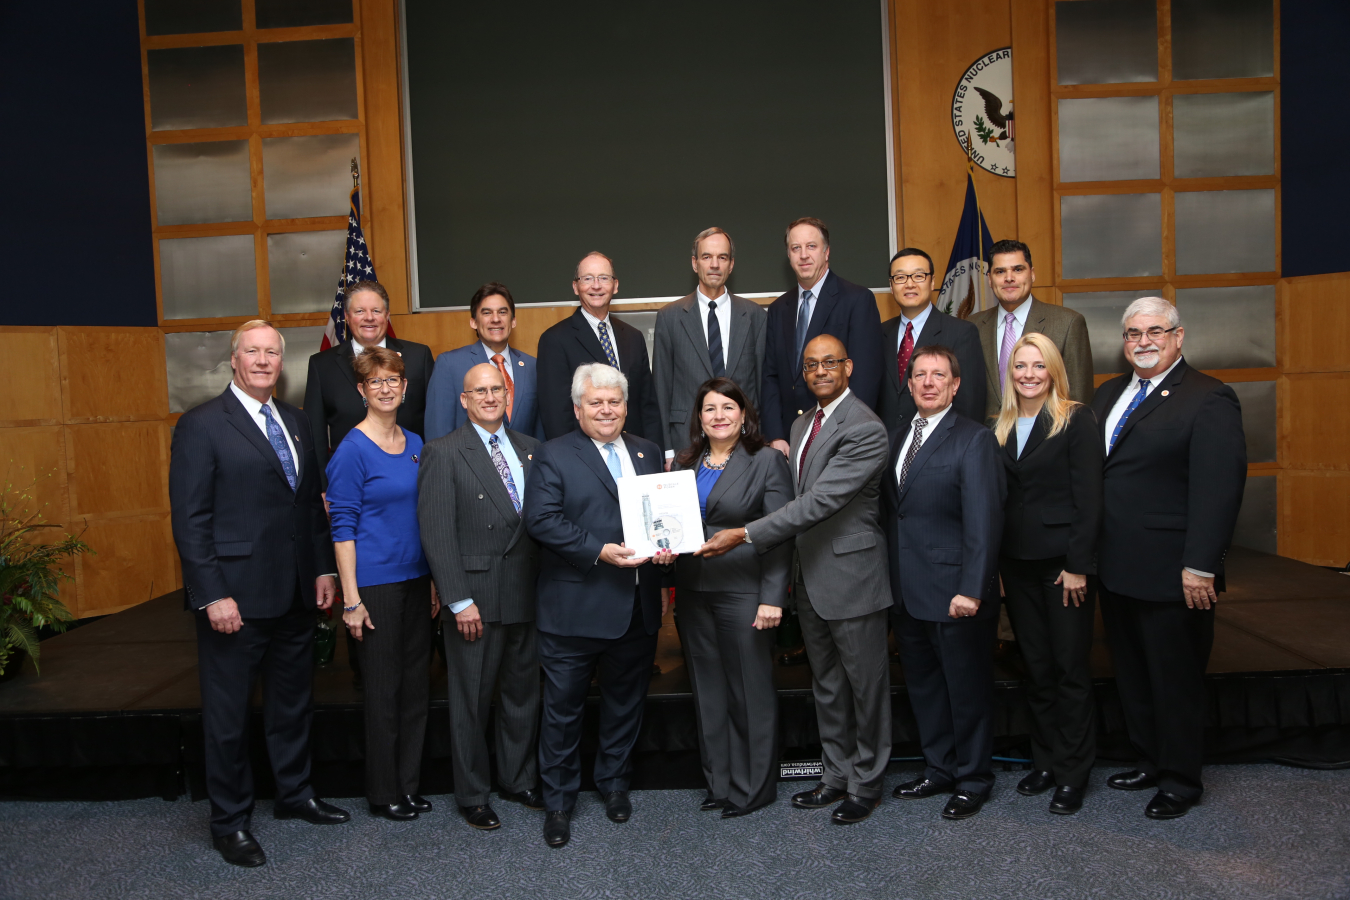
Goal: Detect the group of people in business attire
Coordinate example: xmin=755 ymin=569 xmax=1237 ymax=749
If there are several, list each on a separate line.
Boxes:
xmin=168 ymin=218 xmax=1247 ymax=867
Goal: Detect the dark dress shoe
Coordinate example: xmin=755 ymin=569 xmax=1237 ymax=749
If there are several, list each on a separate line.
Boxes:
xmin=941 ymin=790 xmax=988 ymax=820
xmin=700 ymin=794 xmax=728 ymax=812
xmin=777 ymin=645 xmax=809 ymax=666
xmin=831 ymin=794 xmax=880 ymax=824
xmin=543 ymin=810 xmax=570 ymax=847
xmin=893 ymin=777 xmax=953 ymax=800
xmin=500 ymin=787 xmax=545 ymax=810
xmin=274 ymin=798 xmax=351 ymax=824
xmin=213 ymin=830 xmax=265 ymax=868
xmin=369 ymin=800 xmax=418 ymax=821
xmin=603 ymin=790 xmax=632 ymax=822
xmin=1107 ymin=769 xmax=1158 ymax=792
xmin=1017 ymin=770 xmax=1055 ymax=796
xmin=404 ymin=794 xmax=432 ymax=813
xmin=459 ymin=804 xmax=501 ymax=830
xmin=1144 ymin=790 xmax=1196 ymax=820
xmin=1049 ymin=785 xmax=1084 ymax=815
xmin=791 ymin=783 xmax=848 ymax=809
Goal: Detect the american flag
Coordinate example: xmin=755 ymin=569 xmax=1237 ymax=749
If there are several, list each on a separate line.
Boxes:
xmin=319 ymin=181 xmax=394 ymax=351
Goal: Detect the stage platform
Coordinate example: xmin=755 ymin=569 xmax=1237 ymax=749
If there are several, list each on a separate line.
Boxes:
xmin=2 ymin=547 xmax=1349 ymax=800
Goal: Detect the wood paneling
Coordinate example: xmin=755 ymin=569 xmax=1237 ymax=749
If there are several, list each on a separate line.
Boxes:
xmin=58 ymin=328 xmax=168 ymax=423
xmin=0 ymin=328 xmax=63 ymax=426
xmin=0 ymin=427 xmax=70 ymax=532
xmin=66 ymin=421 xmax=171 ymax=518
xmin=1010 ymin=0 xmax=1054 ymax=278
xmin=1279 ymin=471 xmax=1350 ymax=567
xmin=1282 ymin=374 xmax=1350 ymax=472
xmin=74 ymin=513 xmax=180 ymax=616
xmin=1283 ymin=272 xmax=1350 ymax=374
xmin=359 ymin=0 xmax=410 ymax=315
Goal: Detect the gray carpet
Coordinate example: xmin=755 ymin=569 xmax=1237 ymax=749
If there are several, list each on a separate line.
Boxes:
xmin=2 ymin=764 xmax=1348 ymax=900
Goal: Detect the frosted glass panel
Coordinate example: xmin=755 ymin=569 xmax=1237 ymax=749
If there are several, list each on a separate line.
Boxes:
xmin=147 ymin=45 xmax=247 ymax=131
xmin=268 ymin=230 xmax=346 ymax=314
xmin=1175 ymin=285 xmax=1276 ymax=370
xmin=1231 ymin=475 xmax=1276 ymax=554
xmin=612 ymin=311 xmax=657 ymax=365
xmin=256 ymin=0 xmax=353 ymax=28
xmin=1055 ymin=0 xmax=1158 ymax=85
xmin=258 ymin=39 xmax=358 ymax=125
xmin=1058 ymin=96 xmax=1159 ymax=182
xmin=262 ymin=134 xmax=360 ymax=220
xmin=1175 ymin=190 xmax=1276 ymax=275
xmin=152 ymin=141 xmax=253 ymax=226
xmin=1061 ymin=291 xmax=1150 ymax=376
xmin=144 ymin=0 xmax=241 ymax=35
xmin=165 ymin=331 xmax=233 ymax=414
xmin=1173 ymin=92 xmax=1275 ymax=178
xmin=1172 ymin=0 xmax=1274 ymax=81
xmin=1227 ymin=381 xmax=1276 ymax=464
xmin=1060 ymin=193 xmax=1162 ymax=279
xmin=276 ymin=325 xmax=330 ymax=408
xmin=160 ymin=234 xmax=258 ymax=320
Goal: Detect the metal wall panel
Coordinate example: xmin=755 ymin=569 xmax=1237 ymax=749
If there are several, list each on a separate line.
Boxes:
xmin=1173 ymin=92 xmax=1275 ymax=178
xmin=1228 ymin=380 xmax=1276 ymax=464
xmin=612 ymin=311 xmax=657 ymax=364
xmin=1058 ymin=96 xmax=1160 ymax=182
xmin=1061 ymin=291 xmax=1145 ymax=376
xmin=152 ymin=141 xmax=253 ymax=226
xmin=1175 ymin=190 xmax=1276 ymax=275
xmin=165 ymin=331 xmax=234 ymax=414
xmin=1060 ymin=193 xmax=1162 ymax=279
xmin=1172 ymin=0 xmax=1274 ymax=81
xmin=1231 ymin=475 xmax=1276 ymax=554
xmin=256 ymin=0 xmax=353 ymax=28
xmin=258 ymin=39 xmax=359 ymax=125
xmin=1055 ymin=0 xmax=1157 ymax=85
xmin=147 ymin=45 xmax=248 ymax=132
xmin=262 ymin=134 xmax=361 ymax=220
xmin=1174 ymin=284 xmax=1276 ymax=370
xmin=268 ymin=231 xmax=346 ymax=314
xmin=160 ymin=234 xmax=258 ymax=320
xmin=144 ymin=0 xmax=241 ymax=35
xmin=276 ymin=325 xmax=330 ymax=408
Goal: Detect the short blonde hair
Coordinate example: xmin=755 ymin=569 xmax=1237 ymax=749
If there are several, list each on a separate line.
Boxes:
xmin=992 ymin=332 xmax=1079 ymax=446
xmin=571 ymin=363 xmax=628 ymax=405
xmin=230 ymin=320 xmax=285 ymax=355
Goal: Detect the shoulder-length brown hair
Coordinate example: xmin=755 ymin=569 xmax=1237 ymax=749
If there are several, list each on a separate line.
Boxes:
xmin=674 ymin=377 xmax=766 ymax=468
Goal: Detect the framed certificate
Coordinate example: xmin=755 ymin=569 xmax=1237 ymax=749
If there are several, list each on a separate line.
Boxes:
xmin=615 ymin=470 xmax=704 ymax=557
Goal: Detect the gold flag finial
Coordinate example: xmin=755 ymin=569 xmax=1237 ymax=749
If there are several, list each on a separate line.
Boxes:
xmin=350 ymin=157 xmax=360 ymax=189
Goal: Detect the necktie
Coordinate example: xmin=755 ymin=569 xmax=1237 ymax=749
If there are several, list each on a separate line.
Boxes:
xmin=259 ymin=404 xmax=297 ymax=491
xmin=797 ymin=409 xmax=825 ymax=482
xmin=998 ymin=311 xmax=1017 ymax=391
xmin=491 ymin=352 xmax=516 ymax=422
xmin=795 ymin=290 xmax=813 ymax=368
xmin=1108 ymin=379 xmax=1151 ymax=454
xmin=898 ymin=415 xmax=928 ymax=491
xmin=489 ymin=434 xmax=521 ymax=514
xmin=603 ymin=442 xmax=623 ymax=482
xmin=897 ymin=320 xmax=915 ymax=387
xmin=597 ymin=321 xmax=620 ymax=369
xmin=707 ymin=300 xmax=725 ymax=377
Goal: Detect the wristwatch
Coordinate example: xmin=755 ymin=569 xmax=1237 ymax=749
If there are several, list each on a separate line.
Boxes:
xmin=743 ymin=527 xmax=752 ymax=545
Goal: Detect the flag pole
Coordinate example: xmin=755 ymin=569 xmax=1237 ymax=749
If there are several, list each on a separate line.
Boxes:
xmin=964 ymin=131 xmax=988 ymax=315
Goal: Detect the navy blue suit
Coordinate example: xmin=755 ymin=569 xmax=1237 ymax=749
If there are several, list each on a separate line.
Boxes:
xmin=760 ymin=271 xmax=885 ymax=441
xmin=423 ymin=342 xmax=546 ymax=442
xmin=523 ymin=428 xmax=665 ymax=812
xmin=884 ymin=409 xmax=1005 ymax=795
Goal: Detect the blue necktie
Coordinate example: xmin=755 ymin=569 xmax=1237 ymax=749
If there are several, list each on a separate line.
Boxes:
xmin=259 ymin=404 xmax=298 ymax=491
xmin=603 ymin=442 xmax=623 ymax=482
xmin=597 ymin=321 xmax=620 ymax=369
xmin=489 ymin=434 xmax=521 ymax=514
xmin=795 ymin=290 xmax=813 ymax=368
xmin=1108 ymin=379 xmax=1151 ymax=454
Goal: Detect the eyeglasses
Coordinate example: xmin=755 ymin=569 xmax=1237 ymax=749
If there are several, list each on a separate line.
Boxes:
xmin=575 ymin=274 xmax=615 ymax=286
xmin=802 ymin=357 xmax=848 ymax=373
xmin=889 ymin=272 xmax=931 ymax=285
xmin=467 ymin=385 xmax=506 ymax=398
xmin=1122 ymin=326 xmax=1177 ymax=343
xmin=363 ymin=376 xmax=404 ymax=388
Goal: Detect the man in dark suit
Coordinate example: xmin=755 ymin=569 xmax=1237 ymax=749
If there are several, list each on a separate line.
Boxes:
xmin=419 ymin=362 xmax=542 ymax=832
xmin=878 ymin=247 xmax=987 ymax=430
xmin=523 ymin=362 xmax=671 ymax=848
xmin=303 ymin=280 xmax=436 ymax=484
xmin=424 ymin=282 xmax=546 ymax=442
xmin=653 ymin=227 xmax=767 ymax=462
xmin=1090 ymin=296 xmax=1246 ymax=820
xmin=536 ymin=252 xmax=663 ymax=446
xmin=760 ymin=217 xmax=885 ymax=451
xmin=968 ymin=240 xmax=1094 ymax=417
xmin=170 ymin=321 xmax=350 ymax=868
xmin=884 ymin=344 xmax=1005 ymax=820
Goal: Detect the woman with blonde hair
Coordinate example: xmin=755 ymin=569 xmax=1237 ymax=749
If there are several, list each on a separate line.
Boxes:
xmin=993 ymin=332 xmax=1102 ymax=815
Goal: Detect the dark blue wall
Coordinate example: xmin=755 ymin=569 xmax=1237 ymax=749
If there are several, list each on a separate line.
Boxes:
xmin=1 ymin=2 xmax=156 ymax=327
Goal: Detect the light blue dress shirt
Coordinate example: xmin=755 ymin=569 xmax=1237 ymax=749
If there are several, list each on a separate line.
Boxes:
xmin=895 ymin=302 xmax=934 ymax=351
xmin=1015 ymin=415 xmax=1036 ymax=457
xmin=451 ymin=421 xmax=526 ymax=615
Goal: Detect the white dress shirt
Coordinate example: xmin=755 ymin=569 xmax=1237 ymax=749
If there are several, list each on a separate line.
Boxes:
xmin=229 ymin=381 xmax=299 ymax=478
xmin=451 ymin=421 xmax=526 ymax=615
xmin=697 ymin=288 xmax=733 ymax=367
xmin=794 ymin=388 xmax=852 ymax=475
xmin=894 ymin=403 xmax=952 ymax=484
xmin=350 ymin=336 xmax=388 ymax=356
xmin=797 ymin=270 xmax=830 ymax=332
xmin=580 ymin=307 xmax=621 ymax=367
xmin=895 ymin=302 xmax=934 ymax=351
xmin=481 ymin=342 xmax=514 ymax=365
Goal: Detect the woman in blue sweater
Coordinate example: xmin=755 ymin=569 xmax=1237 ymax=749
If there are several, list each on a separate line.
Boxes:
xmin=327 ymin=346 xmax=437 ymax=821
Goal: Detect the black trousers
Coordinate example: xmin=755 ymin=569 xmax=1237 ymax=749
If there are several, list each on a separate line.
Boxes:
xmin=676 ymin=590 xmax=779 ymax=812
xmin=1099 ymin=586 xmax=1213 ymax=801
xmin=537 ymin=593 xmax=658 ymax=814
xmin=195 ymin=598 xmax=316 ymax=837
xmin=358 ymin=576 xmax=432 ymax=805
xmin=1000 ymin=556 xmax=1097 ymax=788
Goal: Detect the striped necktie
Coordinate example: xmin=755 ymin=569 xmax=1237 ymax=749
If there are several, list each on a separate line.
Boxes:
xmin=1108 ymin=379 xmax=1151 ymax=454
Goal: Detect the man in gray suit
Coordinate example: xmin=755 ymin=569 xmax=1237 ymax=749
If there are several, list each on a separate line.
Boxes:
xmin=418 ymin=363 xmax=542 ymax=832
xmin=653 ymin=227 xmax=768 ymax=463
xmin=968 ymin=240 xmax=1094 ymax=418
xmin=700 ymin=334 xmax=893 ymax=824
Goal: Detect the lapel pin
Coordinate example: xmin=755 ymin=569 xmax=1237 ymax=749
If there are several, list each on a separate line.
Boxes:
xmin=412 ymin=454 xmax=419 ymax=463
xmin=518 ymin=360 xmax=524 ymax=366
xmin=527 ymin=454 xmax=533 ymax=460
xmin=637 ymin=452 xmax=644 ymax=458
xmin=1161 ymin=390 xmax=1170 ymax=397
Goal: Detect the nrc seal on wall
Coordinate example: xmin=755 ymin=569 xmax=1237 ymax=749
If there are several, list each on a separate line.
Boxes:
xmin=951 ymin=47 xmax=1015 ymax=178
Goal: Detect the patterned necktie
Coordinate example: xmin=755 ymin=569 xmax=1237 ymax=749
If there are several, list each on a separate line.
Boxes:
xmin=795 ymin=290 xmax=813 ymax=368
xmin=259 ymin=404 xmax=297 ymax=491
xmin=897 ymin=320 xmax=915 ymax=387
xmin=603 ymin=442 xmax=623 ymax=482
xmin=597 ymin=321 xmax=620 ymax=369
xmin=898 ymin=415 xmax=928 ymax=491
xmin=489 ymin=434 xmax=521 ymax=514
xmin=1108 ymin=379 xmax=1151 ymax=454
xmin=707 ymin=300 xmax=725 ymax=377
xmin=491 ymin=352 xmax=516 ymax=422
xmin=797 ymin=409 xmax=825 ymax=482
xmin=998 ymin=311 xmax=1017 ymax=391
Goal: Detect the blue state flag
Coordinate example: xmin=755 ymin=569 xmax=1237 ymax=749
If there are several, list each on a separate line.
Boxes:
xmin=937 ymin=172 xmax=994 ymax=319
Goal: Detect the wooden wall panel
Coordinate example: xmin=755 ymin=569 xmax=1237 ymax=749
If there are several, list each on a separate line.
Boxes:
xmin=0 ymin=426 xmax=70 ymax=533
xmin=75 ymin=513 xmax=180 ymax=616
xmin=1283 ymin=272 xmax=1350 ymax=374
xmin=1010 ymin=0 xmax=1054 ymax=285
xmin=0 ymin=328 xmax=63 ymax=426
xmin=1279 ymin=471 xmax=1350 ymax=567
xmin=66 ymin=421 xmax=172 ymax=518
xmin=360 ymin=0 xmax=411 ymax=315
xmin=58 ymin=328 xmax=168 ymax=423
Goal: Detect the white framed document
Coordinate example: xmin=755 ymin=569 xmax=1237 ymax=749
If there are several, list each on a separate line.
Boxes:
xmin=615 ymin=470 xmax=704 ymax=557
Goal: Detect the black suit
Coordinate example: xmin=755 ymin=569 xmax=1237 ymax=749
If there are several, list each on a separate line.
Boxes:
xmin=536 ymin=309 xmax=663 ymax=446
xmin=877 ymin=308 xmax=987 ymax=431
xmin=169 ymin=386 xmax=336 ymax=837
xmin=760 ymin=271 xmax=885 ymax=442
xmin=1090 ymin=359 xmax=1245 ymax=800
xmin=998 ymin=405 xmax=1102 ymax=788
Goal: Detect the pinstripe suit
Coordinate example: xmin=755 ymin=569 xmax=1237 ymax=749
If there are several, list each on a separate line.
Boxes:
xmin=418 ymin=423 xmax=541 ymax=807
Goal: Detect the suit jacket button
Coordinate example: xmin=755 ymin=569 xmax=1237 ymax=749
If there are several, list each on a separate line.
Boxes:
xmin=487 ymin=524 xmax=494 ymax=529
xmin=478 ymin=494 xmax=484 ymax=499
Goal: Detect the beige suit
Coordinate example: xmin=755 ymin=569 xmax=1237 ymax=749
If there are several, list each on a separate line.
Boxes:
xmin=970 ymin=297 xmax=1095 ymax=419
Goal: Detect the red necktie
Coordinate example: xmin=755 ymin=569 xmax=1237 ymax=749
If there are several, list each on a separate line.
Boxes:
xmin=797 ymin=409 xmax=826 ymax=482
xmin=896 ymin=320 xmax=915 ymax=386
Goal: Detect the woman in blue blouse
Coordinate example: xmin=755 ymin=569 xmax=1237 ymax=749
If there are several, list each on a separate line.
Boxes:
xmin=327 ymin=347 xmax=438 ymax=822
xmin=672 ymin=377 xmax=793 ymax=818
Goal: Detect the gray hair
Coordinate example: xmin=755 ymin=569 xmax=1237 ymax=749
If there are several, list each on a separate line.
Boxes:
xmin=692 ymin=227 xmax=736 ymax=260
xmin=230 ymin=319 xmax=285 ymax=356
xmin=571 ymin=363 xmax=629 ymax=405
xmin=1122 ymin=296 xmax=1180 ymax=328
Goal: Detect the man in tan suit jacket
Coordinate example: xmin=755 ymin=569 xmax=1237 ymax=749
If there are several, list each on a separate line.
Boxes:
xmin=969 ymin=240 xmax=1094 ymax=419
